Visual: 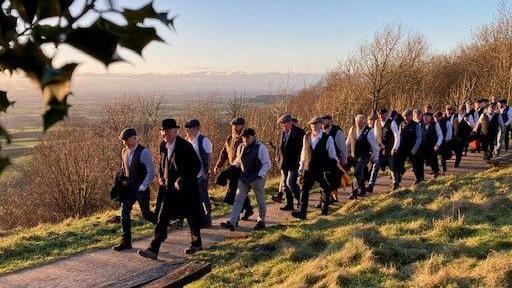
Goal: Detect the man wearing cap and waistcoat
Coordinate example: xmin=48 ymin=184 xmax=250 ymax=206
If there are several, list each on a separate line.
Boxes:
xmin=498 ymin=99 xmax=512 ymax=151
xmin=434 ymin=111 xmax=453 ymax=173
xmin=474 ymin=103 xmax=505 ymax=159
xmin=214 ymin=117 xmax=254 ymax=220
xmin=138 ymin=119 xmax=203 ymax=259
xmin=346 ymin=114 xmax=380 ymax=199
xmin=113 ymin=128 xmax=157 ymax=251
xmin=272 ymin=114 xmax=305 ymax=211
xmin=221 ymin=128 xmax=271 ymax=231
xmin=292 ymin=116 xmax=338 ymax=220
xmin=395 ymin=109 xmax=423 ymax=185
xmin=185 ymin=119 xmax=213 ymax=228
xmin=367 ymin=108 xmax=401 ymax=191
xmin=322 ymin=114 xmax=348 ymax=203
xmin=421 ymin=112 xmax=442 ymax=178
xmin=452 ymin=104 xmax=474 ymax=167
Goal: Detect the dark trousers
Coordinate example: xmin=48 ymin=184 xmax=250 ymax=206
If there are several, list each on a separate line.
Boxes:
xmin=121 ymin=189 xmax=157 ymax=243
xmin=198 ymin=176 xmax=212 ymax=225
xmin=155 ymin=185 xmax=165 ymax=218
xmin=481 ymin=133 xmax=497 ymax=159
xmin=299 ymin=171 xmax=331 ymax=213
xmin=150 ymin=189 xmax=202 ymax=254
xmin=452 ymin=138 xmax=466 ymax=167
xmin=281 ymin=168 xmax=300 ymax=206
xmin=369 ymin=152 xmax=399 ymax=186
xmin=438 ymin=141 xmax=451 ymax=172
xmin=355 ymin=154 xmax=371 ymax=194
xmin=423 ymin=148 xmax=439 ymax=174
xmin=226 ymin=174 xmax=253 ymax=213
xmin=395 ymin=150 xmax=424 ymax=183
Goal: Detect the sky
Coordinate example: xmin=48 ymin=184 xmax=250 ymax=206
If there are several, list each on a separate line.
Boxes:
xmin=48 ymin=0 xmax=502 ymax=74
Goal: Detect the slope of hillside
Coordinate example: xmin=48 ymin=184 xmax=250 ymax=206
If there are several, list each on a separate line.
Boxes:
xmin=189 ymin=167 xmax=512 ymax=288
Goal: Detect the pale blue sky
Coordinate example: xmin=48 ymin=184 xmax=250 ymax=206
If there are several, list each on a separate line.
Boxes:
xmin=58 ymin=0 xmax=499 ymax=74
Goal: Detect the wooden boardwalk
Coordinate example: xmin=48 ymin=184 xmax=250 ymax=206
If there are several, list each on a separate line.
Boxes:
xmin=0 ymin=152 xmax=490 ymax=288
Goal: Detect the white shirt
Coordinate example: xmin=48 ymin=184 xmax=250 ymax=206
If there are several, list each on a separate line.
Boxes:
xmin=346 ymin=126 xmax=379 ymax=161
xmin=323 ymin=126 xmax=348 ymax=164
xmin=166 ymin=140 xmax=175 ymax=161
xmin=378 ymin=118 xmax=401 ymax=151
xmin=233 ymin=141 xmax=271 ymax=178
xmin=457 ymin=113 xmax=475 ymax=128
xmin=188 ymin=133 xmax=213 ymax=178
xmin=433 ymin=122 xmax=444 ymax=146
xmin=299 ymin=132 xmax=338 ymax=171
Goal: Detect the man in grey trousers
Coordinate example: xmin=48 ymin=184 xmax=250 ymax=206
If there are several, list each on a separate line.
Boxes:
xmin=221 ymin=128 xmax=271 ymax=231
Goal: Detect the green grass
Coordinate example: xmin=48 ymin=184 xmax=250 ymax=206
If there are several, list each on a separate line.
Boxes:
xmin=187 ymin=167 xmax=512 ymax=288
xmin=0 ymin=178 xmax=280 ymax=275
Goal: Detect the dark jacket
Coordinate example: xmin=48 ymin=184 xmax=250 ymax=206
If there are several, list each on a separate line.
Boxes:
xmin=215 ymin=164 xmax=242 ymax=205
xmin=159 ymin=136 xmax=201 ymax=220
xmin=276 ymin=125 xmax=305 ymax=170
xmin=110 ymin=169 xmax=129 ymax=202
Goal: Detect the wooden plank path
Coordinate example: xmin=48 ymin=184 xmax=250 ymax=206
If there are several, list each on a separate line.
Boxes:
xmin=0 ymin=152 xmax=489 ymax=288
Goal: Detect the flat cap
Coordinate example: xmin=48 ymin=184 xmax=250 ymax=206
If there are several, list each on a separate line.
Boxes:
xmin=422 ymin=112 xmax=433 ymax=117
xmin=241 ymin=128 xmax=256 ymax=137
xmin=184 ymin=118 xmax=200 ymax=128
xmin=498 ymin=98 xmax=508 ymax=104
xmin=230 ymin=117 xmax=245 ymax=126
xmin=119 ymin=128 xmax=137 ymax=140
xmin=433 ymin=111 xmax=443 ymax=118
xmin=308 ymin=116 xmax=324 ymax=125
xmin=277 ymin=114 xmax=293 ymax=124
xmin=321 ymin=114 xmax=333 ymax=121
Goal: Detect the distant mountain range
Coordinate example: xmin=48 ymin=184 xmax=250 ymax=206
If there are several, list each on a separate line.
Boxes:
xmin=0 ymin=71 xmax=323 ymax=101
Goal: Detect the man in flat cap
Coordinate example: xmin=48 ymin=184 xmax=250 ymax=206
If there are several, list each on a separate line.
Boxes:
xmin=138 ymin=118 xmax=203 ymax=259
xmin=113 ymin=128 xmax=157 ymax=251
xmin=497 ymin=98 xmax=512 ymax=151
xmin=185 ymin=118 xmax=214 ymax=228
xmin=321 ymin=114 xmax=348 ymax=203
xmin=221 ymin=128 xmax=271 ymax=231
xmin=271 ymin=114 xmax=305 ymax=211
xmin=214 ymin=117 xmax=254 ymax=221
xmin=292 ymin=116 xmax=338 ymax=220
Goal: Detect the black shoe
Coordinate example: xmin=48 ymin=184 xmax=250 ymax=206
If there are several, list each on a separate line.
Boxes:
xmin=185 ymin=245 xmax=203 ymax=254
xmin=280 ymin=205 xmax=294 ymax=211
xmin=220 ymin=221 xmax=235 ymax=231
xmin=241 ymin=209 xmax=254 ymax=220
xmin=291 ymin=211 xmax=306 ymax=220
xmin=321 ymin=208 xmax=328 ymax=216
xmin=271 ymin=194 xmax=283 ymax=203
xmin=137 ymin=249 xmax=157 ymax=260
xmin=112 ymin=241 xmax=132 ymax=251
xmin=254 ymin=221 xmax=265 ymax=230
xmin=365 ymin=186 xmax=374 ymax=193
xmin=315 ymin=203 xmax=322 ymax=209
xmin=392 ymin=183 xmax=399 ymax=191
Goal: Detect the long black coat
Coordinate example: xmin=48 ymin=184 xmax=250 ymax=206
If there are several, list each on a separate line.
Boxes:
xmin=159 ymin=136 xmax=201 ymax=220
xmin=276 ymin=125 xmax=305 ymax=170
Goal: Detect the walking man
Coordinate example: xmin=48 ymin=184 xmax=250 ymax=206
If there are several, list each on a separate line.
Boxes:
xmin=498 ymin=99 xmax=512 ymax=151
xmin=185 ymin=119 xmax=213 ymax=228
xmin=434 ymin=111 xmax=453 ymax=173
xmin=452 ymin=104 xmax=474 ymax=167
xmin=321 ymin=115 xmax=348 ymax=202
xmin=138 ymin=119 xmax=203 ymax=259
xmin=214 ymin=117 xmax=254 ymax=220
xmin=113 ymin=128 xmax=156 ymax=251
xmin=292 ymin=117 xmax=338 ymax=219
xmin=421 ymin=112 xmax=442 ymax=178
xmin=367 ymin=108 xmax=401 ymax=192
xmin=474 ymin=103 xmax=505 ymax=159
xmin=272 ymin=114 xmax=305 ymax=211
xmin=395 ymin=109 xmax=423 ymax=185
xmin=221 ymin=128 xmax=271 ymax=231
xmin=346 ymin=114 xmax=379 ymax=199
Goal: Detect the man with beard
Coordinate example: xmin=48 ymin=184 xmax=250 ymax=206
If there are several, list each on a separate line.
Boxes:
xmin=138 ymin=119 xmax=202 ymax=259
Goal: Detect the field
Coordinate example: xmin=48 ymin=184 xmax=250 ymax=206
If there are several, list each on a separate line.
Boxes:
xmin=188 ymin=167 xmax=512 ymax=288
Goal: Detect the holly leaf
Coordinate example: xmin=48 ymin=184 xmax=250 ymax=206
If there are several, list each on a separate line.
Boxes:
xmin=36 ymin=0 xmax=74 ymax=20
xmin=32 ymin=24 xmax=62 ymax=43
xmin=0 ymin=122 xmax=11 ymax=143
xmin=11 ymin=0 xmax=38 ymax=23
xmin=43 ymin=96 xmax=71 ymax=131
xmin=0 ymin=157 xmax=10 ymax=176
xmin=0 ymin=9 xmax=17 ymax=43
xmin=123 ymin=1 xmax=176 ymax=28
xmin=0 ymin=42 xmax=50 ymax=80
xmin=0 ymin=90 xmax=15 ymax=113
xmin=65 ymin=19 xmax=121 ymax=66
xmin=121 ymin=26 xmax=162 ymax=55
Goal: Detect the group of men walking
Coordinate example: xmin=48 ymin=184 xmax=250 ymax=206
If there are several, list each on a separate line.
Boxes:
xmin=112 ymin=97 xmax=510 ymax=260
